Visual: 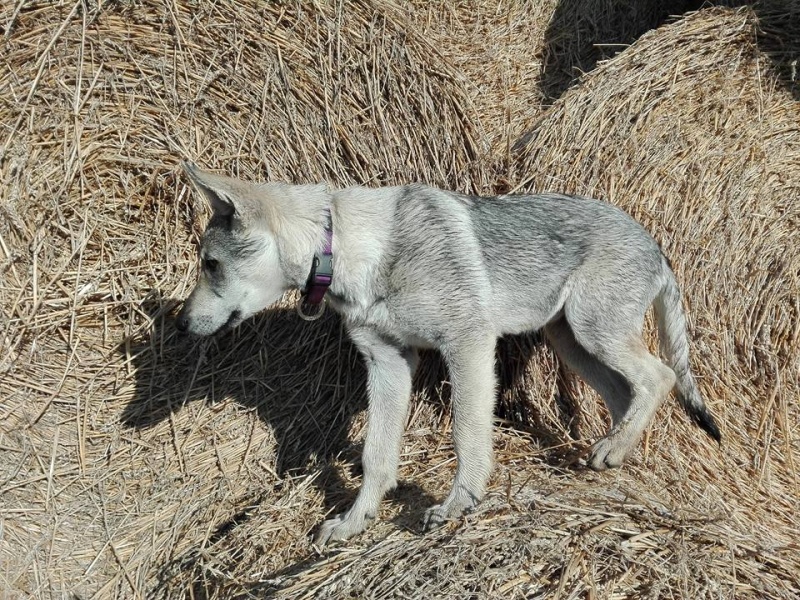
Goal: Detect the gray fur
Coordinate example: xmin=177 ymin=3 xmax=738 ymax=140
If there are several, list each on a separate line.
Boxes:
xmin=175 ymin=163 xmax=721 ymax=545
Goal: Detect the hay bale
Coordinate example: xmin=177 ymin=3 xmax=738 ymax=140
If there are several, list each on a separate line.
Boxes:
xmin=512 ymin=2 xmax=800 ymax=594
xmin=0 ymin=1 xmax=486 ymax=597
xmin=514 ymin=3 xmax=799 ymax=421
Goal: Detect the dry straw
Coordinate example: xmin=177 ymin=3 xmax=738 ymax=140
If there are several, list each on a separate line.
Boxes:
xmin=1 ymin=1 xmax=798 ymax=599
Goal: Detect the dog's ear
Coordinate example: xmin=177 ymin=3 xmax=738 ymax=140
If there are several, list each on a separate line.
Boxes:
xmin=181 ymin=161 xmax=240 ymax=217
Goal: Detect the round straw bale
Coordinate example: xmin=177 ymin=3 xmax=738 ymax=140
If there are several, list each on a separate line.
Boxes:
xmin=0 ymin=1 xmax=487 ymax=596
xmin=513 ymin=2 xmax=799 ymax=570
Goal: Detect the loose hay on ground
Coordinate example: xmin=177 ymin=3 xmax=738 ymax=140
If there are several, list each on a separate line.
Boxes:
xmin=0 ymin=1 xmax=798 ymax=599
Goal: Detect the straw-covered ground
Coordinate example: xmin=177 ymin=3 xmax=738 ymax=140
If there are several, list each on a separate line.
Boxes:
xmin=1 ymin=1 xmax=798 ymax=598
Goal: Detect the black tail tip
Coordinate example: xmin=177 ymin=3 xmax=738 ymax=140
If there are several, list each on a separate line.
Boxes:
xmin=693 ymin=410 xmax=722 ymax=444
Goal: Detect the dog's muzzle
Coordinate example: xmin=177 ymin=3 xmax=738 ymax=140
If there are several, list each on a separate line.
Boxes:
xmin=174 ymin=309 xmax=240 ymax=335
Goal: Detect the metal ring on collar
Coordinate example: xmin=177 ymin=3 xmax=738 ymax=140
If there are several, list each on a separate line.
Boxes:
xmin=296 ymin=296 xmax=326 ymax=321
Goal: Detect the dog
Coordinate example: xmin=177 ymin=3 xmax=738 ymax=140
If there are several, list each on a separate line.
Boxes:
xmin=175 ymin=162 xmax=721 ymax=545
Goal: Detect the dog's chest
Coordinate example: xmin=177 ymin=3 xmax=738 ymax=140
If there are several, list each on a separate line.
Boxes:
xmin=334 ymin=295 xmax=439 ymax=349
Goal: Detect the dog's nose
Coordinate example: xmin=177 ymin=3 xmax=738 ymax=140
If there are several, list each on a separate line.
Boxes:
xmin=175 ymin=312 xmax=189 ymax=333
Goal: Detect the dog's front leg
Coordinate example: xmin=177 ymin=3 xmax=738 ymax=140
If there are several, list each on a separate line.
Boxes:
xmin=423 ymin=333 xmax=497 ymax=530
xmin=315 ymin=328 xmax=416 ymax=545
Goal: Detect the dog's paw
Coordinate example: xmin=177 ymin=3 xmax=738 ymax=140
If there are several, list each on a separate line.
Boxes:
xmin=587 ymin=435 xmax=629 ymax=471
xmin=422 ymin=504 xmax=452 ymax=531
xmin=314 ymin=513 xmax=369 ymax=546
xmin=422 ymin=492 xmax=478 ymax=531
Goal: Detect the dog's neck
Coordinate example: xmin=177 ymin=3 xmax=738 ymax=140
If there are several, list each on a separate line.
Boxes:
xmin=318 ymin=186 xmax=398 ymax=312
xmin=259 ymin=182 xmax=332 ymax=291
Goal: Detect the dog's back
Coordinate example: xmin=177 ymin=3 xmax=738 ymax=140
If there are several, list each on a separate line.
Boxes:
xmin=466 ymin=191 xmax=664 ymax=337
xmin=336 ymin=184 xmax=666 ymax=342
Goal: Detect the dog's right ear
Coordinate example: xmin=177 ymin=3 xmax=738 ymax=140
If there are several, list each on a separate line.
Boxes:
xmin=181 ymin=161 xmax=238 ymax=217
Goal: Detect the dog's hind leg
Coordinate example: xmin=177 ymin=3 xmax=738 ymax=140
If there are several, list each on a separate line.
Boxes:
xmin=423 ymin=332 xmax=497 ymax=530
xmin=315 ymin=328 xmax=417 ymax=545
xmin=564 ymin=298 xmax=676 ymax=471
xmin=544 ymin=316 xmax=633 ymax=425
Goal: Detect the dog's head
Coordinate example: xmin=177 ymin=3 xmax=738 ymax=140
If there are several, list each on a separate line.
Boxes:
xmin=175 ymin=163 xmax=328 ymax=336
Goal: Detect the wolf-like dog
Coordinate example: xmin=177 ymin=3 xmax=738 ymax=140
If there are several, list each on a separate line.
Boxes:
xmin=175 ymin=162 xmax=720 ymax=545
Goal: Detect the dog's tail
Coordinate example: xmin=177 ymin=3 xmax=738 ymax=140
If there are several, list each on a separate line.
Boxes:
xmin=653 ymin=255 xmax=721 ymax=443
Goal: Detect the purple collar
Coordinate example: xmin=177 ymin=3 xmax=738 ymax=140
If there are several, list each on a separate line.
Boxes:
xmin=297 ymin=210 xmax=333 ymax=320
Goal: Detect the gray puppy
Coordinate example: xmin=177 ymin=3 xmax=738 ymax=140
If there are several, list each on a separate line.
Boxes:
xmin=175 ymin=163 xmax=720 ymax=545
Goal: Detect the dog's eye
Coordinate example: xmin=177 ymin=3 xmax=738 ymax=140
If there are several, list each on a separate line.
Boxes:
xmin=203 ymin=258 xmax=219 ymax=273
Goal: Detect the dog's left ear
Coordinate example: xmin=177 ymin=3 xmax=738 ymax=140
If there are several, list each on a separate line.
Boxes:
xmin=181 ymin=161 xmax=241 ymax=217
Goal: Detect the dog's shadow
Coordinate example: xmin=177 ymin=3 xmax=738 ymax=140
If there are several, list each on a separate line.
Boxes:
xmin=119 ymin=292 xmax=580 ymax=590
xmin=120 ymin=292 xmax=376 ymax=507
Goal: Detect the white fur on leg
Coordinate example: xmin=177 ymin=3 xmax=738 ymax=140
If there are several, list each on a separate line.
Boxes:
xmin=423 ymin=334 xmax=496 ymax=529
xmin=314 ymin=330 xmax=414 ymax=545
xmin=588 ymin=357 xmax=676 ymax=470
